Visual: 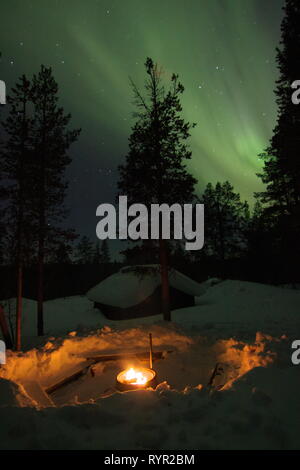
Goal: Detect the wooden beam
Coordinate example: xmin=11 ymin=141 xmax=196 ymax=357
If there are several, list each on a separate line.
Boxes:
xmin=45 ymin=361 xmax=95 ymax=395
xmin=85 ymin=350 xmax=172 ymax=363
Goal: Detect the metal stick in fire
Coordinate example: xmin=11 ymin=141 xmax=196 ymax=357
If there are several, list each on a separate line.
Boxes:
xmin=149 ymin=333 xmax=153 ymax=370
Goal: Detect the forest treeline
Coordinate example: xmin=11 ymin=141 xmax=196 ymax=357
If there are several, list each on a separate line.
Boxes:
xmin=0 ymin=0 xmax=299 ymax=346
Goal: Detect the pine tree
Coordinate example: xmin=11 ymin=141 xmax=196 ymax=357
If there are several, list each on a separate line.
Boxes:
xmin=0 ymin=53 xmax=5 ymax=261
xmin=30 ymin=66 xmax=80 ymax=335
xmin=201 ymin=182 xmax=249 ymax=261
xmin=76 ymin=236 xmax=94 ymax=264
xmin=256 ymin=0 xmax=300 ymax=273
xmin=247 ymin=199 xmax=272 ymax=269
xmin=92 ymin=241 xmax=102 ymax=265
xmin=0 ymin=75 xmax=34 ymax=350
xmin=49 ymin=240 xmax=73 ymax=264
xmin=100 ymin=239 xmax=111 ymax=264
xmin=118 ymin=58 xmax=197 ymax=321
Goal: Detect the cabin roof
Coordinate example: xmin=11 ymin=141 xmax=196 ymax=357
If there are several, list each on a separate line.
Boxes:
xmin=87 ymin=265 xmax=206 ymax=308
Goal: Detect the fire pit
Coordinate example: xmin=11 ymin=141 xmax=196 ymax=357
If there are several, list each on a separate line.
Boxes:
xmin=116 ymin=334 xmax=157 ymax=391
xmin=116 ymin=367 xmax=157 ymax=391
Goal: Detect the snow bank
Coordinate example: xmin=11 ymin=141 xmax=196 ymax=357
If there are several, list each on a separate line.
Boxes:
xmin=0 ymin=324 xmax=193 ymax=390
xmin=0 ymin=324 xmax=296 ymax=450
xmin=0 ymin=364 xmax=298 ymax=450
xmin=0 ymin=378 xmax=34 ymax=407
xmin=0 ymin=326 xmax=279 ymax=406
xmin=0 ymin=296 xmax=100 ymax=348
xmin=173 ymin=279 xmax=300 ymax=334
xmin=0 ymin=279 xmax=299 ymax=449
xmin=1 ymin=279 xmax=300 ymax=348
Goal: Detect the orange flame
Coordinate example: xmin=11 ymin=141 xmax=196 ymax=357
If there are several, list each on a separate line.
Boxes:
xmin=124 ymin=367 xmax=147 ymax=385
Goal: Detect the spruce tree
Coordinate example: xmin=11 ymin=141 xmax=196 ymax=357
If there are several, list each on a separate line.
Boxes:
xmin=76 ymin=236 xmax=94 ymax=264
xmin=30 ymin=66 xmax=80 ymax=335
xmin=93 ymin=241 xmax=102 ymax=265
xmin=100 ymin=239 xmax=111 ymax=264
xmin=201 ymin=182 xmax=249 ymax=261
xmin=256 ymin=0 xmax=300 ymax=275
xmin=118 ymin=58 xmax=197 ymax=321
xmin=0 ymin=75 xmax=33 ymax=350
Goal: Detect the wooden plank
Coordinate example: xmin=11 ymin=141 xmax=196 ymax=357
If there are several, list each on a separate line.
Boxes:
xmin=85 ymin=350 xmax=173 ymax=363
xmin=45 ymin=360 xmax=95 ymax=395
xmin=24 ymin=381 xmax=55 ymax=407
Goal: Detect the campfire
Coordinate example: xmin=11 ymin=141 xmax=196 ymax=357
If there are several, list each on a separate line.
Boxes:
xmin=116 ymin=333 xmax=157 ymax=391
xmin=116 ymin=366 xmax=157 ymax=391
xmin=121 ymin=367 xmax=148 ymax=385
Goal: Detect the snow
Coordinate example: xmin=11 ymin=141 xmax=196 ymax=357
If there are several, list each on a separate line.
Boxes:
xmin=175 ymin=279 xmax=300 ymax=336
xmin=87 ymin=265 xmax=206 ymax=308
xmin=0 ymin=364 xmax=299 ymax=450
xmin=0 ymin=279 xmax=299 ymax=449
xmin=3 ymin=279 xmax=299 ymax=349
xmin=0 ymin=378 xmax=34 ymax=407
xmin=0 ymin=296 xmax=99 ymax=349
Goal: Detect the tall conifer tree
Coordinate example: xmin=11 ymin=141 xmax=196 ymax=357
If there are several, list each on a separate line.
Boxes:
xmin=257 ymin=0 xmax=300 ymax=274
xmin=118 ymin=58 xmax=197 ymax=321
xmin=30 ymin=66 xmax=80 ymax=335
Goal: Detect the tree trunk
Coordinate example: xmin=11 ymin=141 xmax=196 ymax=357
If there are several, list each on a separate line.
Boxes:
xmin=15 ymin=96 xmax=27 ymax=350
xmin=159 ymin=238 xmax=171 ymax=321
xmin=15 ymin=264 xmax=23 ymax=350
xmin=37 ymin=104 xmax=46 ymax=337
xmin=37 ymin=151 xmax=45 ymax=337
xmin=37 ymin=225 xmax=44 ymax=336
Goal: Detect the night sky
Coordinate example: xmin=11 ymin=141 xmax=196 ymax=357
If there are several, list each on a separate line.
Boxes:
xmin=0 ymin=0 xmax=283 ymax=253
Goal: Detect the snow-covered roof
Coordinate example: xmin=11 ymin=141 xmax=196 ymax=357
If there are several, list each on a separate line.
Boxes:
xmin=86 ymin=265 xmax=206 ymax=308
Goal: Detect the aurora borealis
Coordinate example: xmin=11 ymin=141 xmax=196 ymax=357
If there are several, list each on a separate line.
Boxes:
xmin=0 ymin=0 xmax=283 ymax=239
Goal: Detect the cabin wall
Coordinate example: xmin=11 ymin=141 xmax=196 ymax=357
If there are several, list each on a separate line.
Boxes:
xmin=94 ymin=286 xmax=195 ymax=320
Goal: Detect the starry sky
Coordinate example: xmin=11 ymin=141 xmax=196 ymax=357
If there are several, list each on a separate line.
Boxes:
xmin=0 ymin=0 xmax=283 ymax=249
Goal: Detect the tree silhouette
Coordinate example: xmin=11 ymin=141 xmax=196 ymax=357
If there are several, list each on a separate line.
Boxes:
xmin=118 ymin=58 xmax=197 ymax=321
xmin=1 ymin=67 xmax=80 ymax=340
xmin=76 ymin=236 xmax=94 ymax=264
xmin=0 ymin=75 xmax=34 ymax=350
xmin=100 ymin=239 xmax=111 ymax=264
xmin=201 ymin=182 xmax=249 ymax=261
xmin=29 ymin=65 xmax=80 ymax=336
xmin=256 ymin=0 xmax=300 ymax=276
xmin=92 ymin=240 xmax=102 ymax=265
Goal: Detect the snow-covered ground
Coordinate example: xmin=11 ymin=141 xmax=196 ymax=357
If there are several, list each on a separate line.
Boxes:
xmin=0 ymin=279 xmax=300 ymax=450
